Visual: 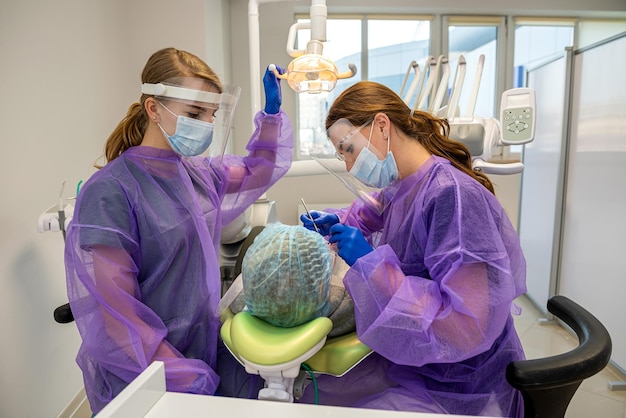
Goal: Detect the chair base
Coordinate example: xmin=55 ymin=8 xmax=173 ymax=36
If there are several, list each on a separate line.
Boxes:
xmin=520 ymin=383 xmax=580 ymax=418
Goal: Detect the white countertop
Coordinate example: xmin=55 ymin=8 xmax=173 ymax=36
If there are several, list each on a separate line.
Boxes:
xmin=96 ymin=361 xmax=477 ymax=418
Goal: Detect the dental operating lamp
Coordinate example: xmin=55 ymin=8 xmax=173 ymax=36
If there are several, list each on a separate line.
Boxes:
xmin=271 ymin=0 xmax=357 ymax=93
xmin=248 ymin=0 xmax=357 ymax=120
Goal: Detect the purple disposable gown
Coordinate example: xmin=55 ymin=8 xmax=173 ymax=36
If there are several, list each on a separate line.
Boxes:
xmin=299 ymin=156 xmax=527 ymax=417
xmin=64 ymin=111 xmax=293 ymax=414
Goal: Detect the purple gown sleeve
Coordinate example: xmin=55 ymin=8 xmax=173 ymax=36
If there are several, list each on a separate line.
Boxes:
xmin=87 ymin=245 xmax=219 ymax=393
xmin=218 ymin=110 xmax=293 ymax=225
xmin=343 ymin=182 xmax=524 ymax=367
xmin=66 ymin=111 xmax=294 ymax=413
xmin=64 ymin=177 xmax=220 ymax=413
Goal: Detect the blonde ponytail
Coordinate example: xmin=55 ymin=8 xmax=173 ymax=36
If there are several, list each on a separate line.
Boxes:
xmin=102 ymin=47 xmax=222 ymax=165
xmin=104 ymin=102 xmax=147 ymax=163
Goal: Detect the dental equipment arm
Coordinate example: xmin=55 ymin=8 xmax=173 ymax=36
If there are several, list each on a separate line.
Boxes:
xmin=402 ymin=62 xmax=421 ymax=104
xmin=446 ymin=55 xmax=466 ymax=120
xmin=431 ymin=57 xmax=450 ymax=114
xmin=58 ymin=179 xmax=67 ymax=240
xmin=38 ymin=179 xmax=74 ymax=235
xmin=407 ymin=56 xmax=432 ymax=108
xmin=399 ymin=60 xmax=418 ymax=100
xmin=444 ymin=55 xmax=532 ymax=175
xmin=473 ymin=159 xmax=524 ymax=175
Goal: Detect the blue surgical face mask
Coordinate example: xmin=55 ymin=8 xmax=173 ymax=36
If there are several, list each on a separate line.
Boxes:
xmin=157 ymin=101 xmax=214 ymax=156
xmin=349 ymin=122 xmax=399 ymax=188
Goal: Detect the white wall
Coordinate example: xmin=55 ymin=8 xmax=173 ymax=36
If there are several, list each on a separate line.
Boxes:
xmin=0 ymin=0 xmax=224 ymax=416
xmin=0 ymin=0 xmax=623 ymax=416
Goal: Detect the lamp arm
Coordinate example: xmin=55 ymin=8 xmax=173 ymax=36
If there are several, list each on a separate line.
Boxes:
xmin=286 ymin=0 xmax=326 ymax=58
xmin=248 ymin=0 xmax=292 ymax=120
xmin=309 ymin=0 xmax=327 ymax=42
xmin=286 ymin=21 xmax=309 ymax=58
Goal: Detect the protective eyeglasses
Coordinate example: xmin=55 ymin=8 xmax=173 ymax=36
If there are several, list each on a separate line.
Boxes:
xmin=331 ymin=120 xmax=373 ymax=163
xmin=334 ymin=150 xmax=349 ymax=162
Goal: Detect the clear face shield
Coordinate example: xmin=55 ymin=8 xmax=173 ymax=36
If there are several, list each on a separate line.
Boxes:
xmin=142 ymin=78 xmax=241 ymax=159
xmin=310 ymin=118 xmax=400 ymax=215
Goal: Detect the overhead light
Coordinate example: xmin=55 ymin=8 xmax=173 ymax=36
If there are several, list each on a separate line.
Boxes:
xmin=271 ymin=45 xmax=357 ymax=94
xmin=270 ymin=0 xmax=357 ymax=93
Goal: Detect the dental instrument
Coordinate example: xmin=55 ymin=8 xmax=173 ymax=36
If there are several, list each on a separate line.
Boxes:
xmin=300 ymin=198 xmax=320 ymax=234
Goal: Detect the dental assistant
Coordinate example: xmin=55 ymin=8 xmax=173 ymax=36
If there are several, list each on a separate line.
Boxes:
xmin=300 ymin=81 xmax=527 ymax=416
xmin=64 ymin=47 xmax=293 ymax=415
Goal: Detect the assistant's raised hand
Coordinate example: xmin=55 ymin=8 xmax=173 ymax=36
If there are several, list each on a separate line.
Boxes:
xmin=263 ymin=64 xmax=285 ymax=114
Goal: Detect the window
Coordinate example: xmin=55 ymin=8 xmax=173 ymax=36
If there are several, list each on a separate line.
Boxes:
xmin=444 ymin=17 xmax=504 ymax=119
xmin=291 ymin=14 xmax=579 ymax=161
xmin=512 ymin=19 xmax=574 ymax=153
xmin=514 ymin=20 xmax=575 ymax=84
xmin=367 ymin=19 xmax=431 ymax=92
xmin=295 ymin=15 xmax=431 ymax=159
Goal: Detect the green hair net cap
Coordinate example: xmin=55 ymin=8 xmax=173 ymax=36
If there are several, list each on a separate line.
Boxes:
xmin=242 ymin=224 xmax=333 ymax=327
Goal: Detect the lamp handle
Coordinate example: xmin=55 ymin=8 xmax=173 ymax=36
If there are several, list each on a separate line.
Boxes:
xmin=337 ymin=63 xmax=358 ymax=80
xmin=268 ymin=64 xmax=289 ymax=80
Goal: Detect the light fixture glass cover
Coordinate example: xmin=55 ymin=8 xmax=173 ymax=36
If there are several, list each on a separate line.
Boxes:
xmin=272 ymin=2 xmax=357 ymax=94
xmin=285 ymin=54 xmax=338 ymax=93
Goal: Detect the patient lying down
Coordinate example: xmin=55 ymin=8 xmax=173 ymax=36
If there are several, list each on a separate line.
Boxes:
xmin=227 ymin=223 xmax=355 ymax=337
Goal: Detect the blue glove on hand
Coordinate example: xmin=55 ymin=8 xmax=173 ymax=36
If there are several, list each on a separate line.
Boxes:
xmin=263 ymin=64 xmax=285 ymax=114
xmin=328 ymin=224 xmax=373 ymax=266
xmin=300 ymin=210 xmax=340 ymax=236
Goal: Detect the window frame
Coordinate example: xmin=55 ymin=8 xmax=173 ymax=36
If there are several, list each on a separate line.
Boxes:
xmin=286 ymin=13 xmax=587 ymax=172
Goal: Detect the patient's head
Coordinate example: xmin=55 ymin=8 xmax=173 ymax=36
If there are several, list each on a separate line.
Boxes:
xmin=242 ymin=223 xmax=332 ymax=327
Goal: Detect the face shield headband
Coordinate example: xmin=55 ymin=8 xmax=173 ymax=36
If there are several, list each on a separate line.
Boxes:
xmin=142 ymin=81 xmax=241 ymax=159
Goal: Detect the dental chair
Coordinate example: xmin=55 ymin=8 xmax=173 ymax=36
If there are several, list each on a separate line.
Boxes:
xmin=506 ymin=295 xmax=612 ymax=418
xmin=219 ymin=222 xmax=372 ymax=403
xmin=220 ymin=308 xmax=372 ymax=402
xmin=218 ymin=227 xmax=372 ymax=402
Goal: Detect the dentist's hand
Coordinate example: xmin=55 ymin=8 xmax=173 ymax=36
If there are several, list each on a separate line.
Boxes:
xmin=328 ymin=224 xmax=373 ymax=266
xmin=263 ymin=64 xmax=285 ymax=114
xmin=300 ymin=210 xmax=340 ymax=236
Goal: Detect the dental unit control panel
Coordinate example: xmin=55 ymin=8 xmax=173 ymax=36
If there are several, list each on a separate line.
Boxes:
xmin=500 ymin=87 xmax=536 ymax=145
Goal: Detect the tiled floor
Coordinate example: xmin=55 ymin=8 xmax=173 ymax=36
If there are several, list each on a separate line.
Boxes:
xmin=513 ymin=295 xmax=626 ymax=418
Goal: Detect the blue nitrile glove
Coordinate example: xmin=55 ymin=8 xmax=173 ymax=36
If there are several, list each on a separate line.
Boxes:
xmin=300 ymin=210 xmax=340 ymax=236
xmin=263 ymin=64 xmax=285 ymax=114
xmin=328 ymin=224 xmax=373 ymax=266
